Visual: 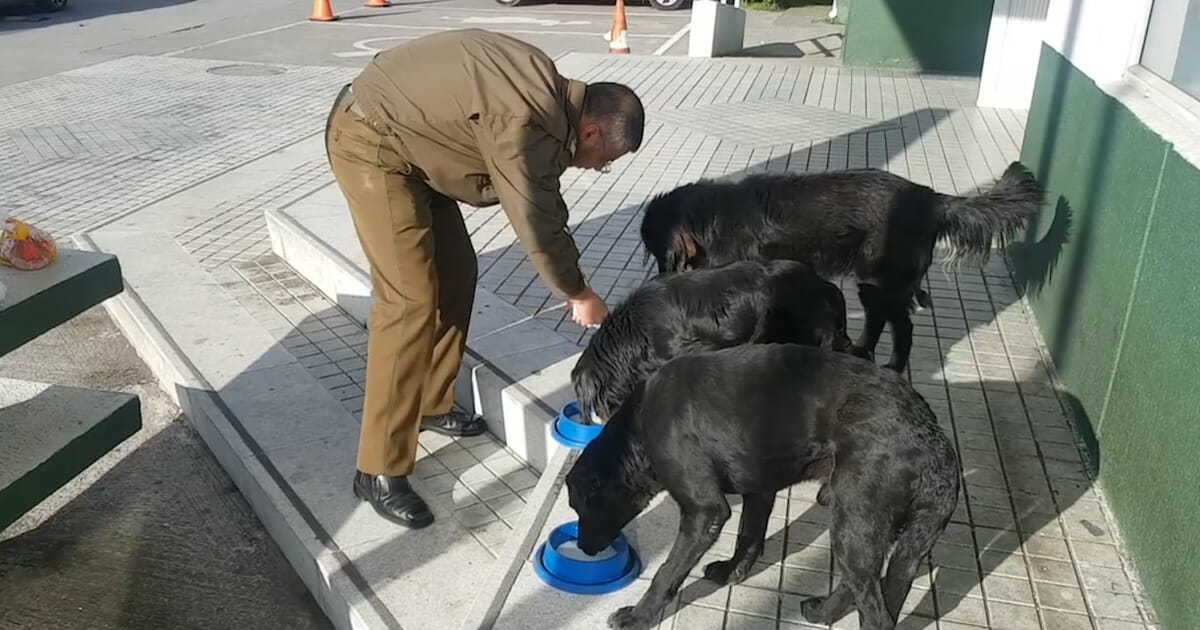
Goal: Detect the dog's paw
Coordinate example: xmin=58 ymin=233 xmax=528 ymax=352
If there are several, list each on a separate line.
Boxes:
xmin=702 ymin=559 xmax=738 ymax=585
xmin=799 ymin=596 xmax=827 ymax=623
xmin=607 ymin=606 xmax=651 ymax=630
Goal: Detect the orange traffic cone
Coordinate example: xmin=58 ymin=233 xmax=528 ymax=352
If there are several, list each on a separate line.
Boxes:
xmin=309 ymin=0 xmax=338 ymax=21
xmin=609 ymin=0 xmax=631 ymax=54
xmin=364 ymin=0 xmax=391 ymax=7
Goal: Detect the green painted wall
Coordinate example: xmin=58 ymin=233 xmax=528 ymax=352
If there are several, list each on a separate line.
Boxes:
xmin=840 ymin=0 xmax=995 ymax=75
xmin=1016 ymin=43 xmax=1200 ymax=630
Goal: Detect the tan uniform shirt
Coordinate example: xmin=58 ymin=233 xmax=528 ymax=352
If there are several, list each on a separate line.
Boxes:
xmin=349 ymin=28 xmax=587 ymax=298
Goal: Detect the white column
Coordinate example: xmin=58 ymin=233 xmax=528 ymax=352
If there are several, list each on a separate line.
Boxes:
xmin=688 ymin=0 xmax=747 ymax=58
xmin=976 ymin=0 xmax=1053 ymax=109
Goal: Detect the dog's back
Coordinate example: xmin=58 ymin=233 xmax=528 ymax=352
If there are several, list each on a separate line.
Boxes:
xmin=638 ymin=343 xmax=958 ymax=501
xmin=570 ymin=260 xmax=852 ymax=422
xmin=639 ymin=169 xmax=928 ymax=277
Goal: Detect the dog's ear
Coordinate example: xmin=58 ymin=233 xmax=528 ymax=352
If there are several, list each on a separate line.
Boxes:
xmin=666 ymin=230 xmax=701 ymax=272
xmin=675 ymin=230 xmax=699 ymax=260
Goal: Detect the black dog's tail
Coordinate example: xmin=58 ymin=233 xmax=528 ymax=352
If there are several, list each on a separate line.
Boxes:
xmin=936 ymin=160 xmax=1045 ymax=268
xmin=879 ymin=442 xmax=960 ymax=610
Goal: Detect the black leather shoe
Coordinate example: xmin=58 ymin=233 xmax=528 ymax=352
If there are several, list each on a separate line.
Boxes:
xmin=420 ymin=409 xmax=488 ymax=437
xmin=353 ymin=471 xmax=435 ymax=529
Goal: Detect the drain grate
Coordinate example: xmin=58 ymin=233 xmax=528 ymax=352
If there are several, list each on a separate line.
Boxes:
xmin=206 ymin=64 xmax=288 ymax=77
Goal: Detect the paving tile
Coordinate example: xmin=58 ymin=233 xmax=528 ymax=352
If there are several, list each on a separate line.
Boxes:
xmin=1034 ymin=580 xmax=1089 ymax=614
xmin=982 ymin=573 xmax=1036 ymax=606
xmin=1022 ymin=533 xmax=1073 ymax=561
xmin=725 ymin=610 xmax=778 ymax=629
xmin=979 ymin=550 xmax=1032 ymax=579
xmin=1028 ymin=555 xmax=1082 ymax=586
xmin=1069 ymin=541 xmax=1126 ymax=569
xmin=727 ymin=585 xmax=783 ymax=620
xmin=671 ymin=603 xmax=726 ymax=629
xmin=940 ymin=593 xmax=989 ymax=626
xmin=782 ymin=542 xmax=832 ymax=571
xmin=931 ymin=565 xmax=985 ymax=598
xmin=1088 ymin=591 xmax=1145 ymax=622
xmin=1077 ymin=563 xmax=1135 ymax=596
xmin=680 ymin=583 xmax=732 ymax=611
xmin=467 ymin=517 xmax=513 ymax=553
xmin=1041 ymin=609 xmax=1095 ymax=630
xmin=987 ymin=600 xmax=1040 ymax=630
xmin=780 ymin=567 xmax=832 ymax=597
xmin=737 ymin=562 xmax=784 ymax=592
xmin=453 ymin=502 xmax=500 ymax=529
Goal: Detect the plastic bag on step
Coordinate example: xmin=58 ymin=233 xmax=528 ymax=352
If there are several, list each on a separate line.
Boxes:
xmin=0 ymin=217 xmax=58 ymax=271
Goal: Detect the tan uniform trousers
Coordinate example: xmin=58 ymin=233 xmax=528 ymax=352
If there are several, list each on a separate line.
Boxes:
xmin=324 ymin=85 xmax=478 ymax=477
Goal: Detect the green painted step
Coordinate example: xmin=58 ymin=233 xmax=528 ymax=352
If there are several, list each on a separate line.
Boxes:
xmin=1 ymin=377 xmax=142 ymax=532
xmin=1 ymin=249 xmax=124 ymax=359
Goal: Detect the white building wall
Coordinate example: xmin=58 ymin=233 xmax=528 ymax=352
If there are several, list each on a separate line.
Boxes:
xmin=1042 ymin=0 xmax=1154 ymax=83
xmin=977 ymin=0 xmax=1053 ymax=109
xmin=977 ymin=0 xmax=1155 ymax=108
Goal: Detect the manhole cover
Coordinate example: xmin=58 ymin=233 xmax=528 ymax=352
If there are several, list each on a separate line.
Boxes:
xmin=206 ymin=64 xmax=287 ymax=77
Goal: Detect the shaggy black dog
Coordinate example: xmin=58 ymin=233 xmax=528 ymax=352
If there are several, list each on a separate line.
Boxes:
xmin=638 ymin=161 xmax=1046 ymax=372
xmin=565 ymin=344 xmax=961 ymax=630
xmin=571 ymin=258 xmax=861 ymax=428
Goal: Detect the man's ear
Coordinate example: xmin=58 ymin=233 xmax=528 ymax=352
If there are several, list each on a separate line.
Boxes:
xmin=579 ymin=120 xmax=602 ymax=144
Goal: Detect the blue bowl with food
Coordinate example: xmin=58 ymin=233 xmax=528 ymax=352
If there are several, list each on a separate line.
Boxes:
xmin=551 ymin=401 xmax=603 ymax=450
xmin=533 ymin=520 xmax=641 ymax=595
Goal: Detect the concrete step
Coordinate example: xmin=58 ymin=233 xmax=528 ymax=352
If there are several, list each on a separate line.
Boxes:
xmin=0 ymin=377 xmax=142 ymax=531
xmin=264 ymin=192 xmax=584 ymax=474
xmin=72 ymin=228 xmax=521 ymax=630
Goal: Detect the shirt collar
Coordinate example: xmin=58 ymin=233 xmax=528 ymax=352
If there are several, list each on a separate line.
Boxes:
xmin=564 ymin=78 xmax=587 ymax=158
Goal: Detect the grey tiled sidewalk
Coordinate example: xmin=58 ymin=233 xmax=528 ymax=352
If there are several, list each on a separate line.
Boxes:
xmin=0 ymin=52 xmax=1159 ymax=629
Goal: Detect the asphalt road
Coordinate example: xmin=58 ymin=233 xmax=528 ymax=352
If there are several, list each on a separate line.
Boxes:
xmin=166 ymin=2 xmax=693 ymax=68
xmin=0 ymin=0 xmax=693 ymax=86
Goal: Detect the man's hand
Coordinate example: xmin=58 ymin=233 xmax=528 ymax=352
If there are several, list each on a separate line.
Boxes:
xmin=568 ymin=286 xmax=609 ymax=329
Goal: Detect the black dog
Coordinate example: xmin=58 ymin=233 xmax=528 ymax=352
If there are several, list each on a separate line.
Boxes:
xmin=565 ymin=344 xmax=961 ymax=630
xmin=571 ymin=258 xmax=860 ymax=427
xmin=638 ymin=161 xmax=1045 ymax=372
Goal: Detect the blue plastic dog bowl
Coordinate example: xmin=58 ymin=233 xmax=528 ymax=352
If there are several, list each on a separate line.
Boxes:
xmin=533 ymin=521 xmax=642 ymax=595
xmin=552 ymin=401 xmax=603 ymax=450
